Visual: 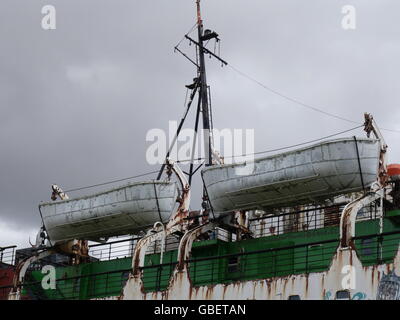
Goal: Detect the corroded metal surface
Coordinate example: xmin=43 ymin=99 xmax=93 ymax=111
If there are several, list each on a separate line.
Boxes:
xmin=40 ymin=181 xmax=178 ymax=243
xmin=119 ymin=190 xmax=398 ymax=300
xmin=340 ymin=190 xmax=383 ymax=248
xmin=202 ymin=138 xmax=380 ymax=215
xmin=363 ymin=113 xmax=388 ymax=187
xmin=131 ymin=160 xmax=191 ymax=275
xmin=9 ymin=249 xmax=56 ymax=300
xmin=119 ymin=244 xmax=400 ymax=300
xmin=176 ymin=222 xmax=217 ymax=270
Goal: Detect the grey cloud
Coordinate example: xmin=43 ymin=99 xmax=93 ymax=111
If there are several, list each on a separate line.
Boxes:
xmin=0 ymin=0 xmax=399 ymax=247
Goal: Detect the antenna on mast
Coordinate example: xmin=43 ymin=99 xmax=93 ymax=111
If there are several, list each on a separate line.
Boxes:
xmin=157 ymin=0 xmax=227 ymax=183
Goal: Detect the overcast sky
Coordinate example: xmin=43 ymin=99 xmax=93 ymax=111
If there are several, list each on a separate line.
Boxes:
xmin=1 ymin=0 xmax=399 ymax=248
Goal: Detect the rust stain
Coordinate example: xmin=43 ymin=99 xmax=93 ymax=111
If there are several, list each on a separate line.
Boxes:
xmin=120 ymin=231 xmax=400 ymax=301
xmin=349 ymin=249 xmax=353 ymax=266
xmin=371 ymin=267 xmax=375 ymax=286
xmin=266 ymin=279 xmax=272 ymax=297
xmin=305 ymin=274 xmax=309 ymax=295
xmin=222 ymin=284 xmax=228 ymax=299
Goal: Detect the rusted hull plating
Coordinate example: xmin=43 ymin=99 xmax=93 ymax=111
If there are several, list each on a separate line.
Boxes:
xmin=118 ymin=244 xmax=400 ymax=300
xmin=202 ymin=138 xmax=380 ymax=215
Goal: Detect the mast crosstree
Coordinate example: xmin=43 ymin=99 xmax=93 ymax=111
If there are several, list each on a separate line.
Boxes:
xmin=157 ymin=0 xmax=227 ymax=183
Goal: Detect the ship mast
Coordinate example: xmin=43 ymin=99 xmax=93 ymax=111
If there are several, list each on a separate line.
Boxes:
xmin=196 ymin=0 xmax=212 ymax=166
xmin=157 ymin=0 xmax=227 ymax=183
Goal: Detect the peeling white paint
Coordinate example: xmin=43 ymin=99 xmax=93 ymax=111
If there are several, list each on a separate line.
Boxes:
xmin=119 ymin=244 xmax=400 ymax=300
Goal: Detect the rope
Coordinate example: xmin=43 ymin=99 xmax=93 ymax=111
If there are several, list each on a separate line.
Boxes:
xmin=64 ymin=170 xmax=160 ymax=193
xmin=174 ymin=124 xmax=363 ymax=163
xmin=353 ymin=136 xmax=366 ymax=194
xmin=153 ymin=182 xmax=163 ymax=222
xmin=38 ymin=206 xmax=53 ymax=248
xmin=175 ymin=22 xmax=197 ymax=48
xmin=200 ymin=171 xmax=216 ymax=220
xmin=228 ymin=64 xmax=400 ymax=133
xmin=62 ymin=126 xmax=363 ymax=193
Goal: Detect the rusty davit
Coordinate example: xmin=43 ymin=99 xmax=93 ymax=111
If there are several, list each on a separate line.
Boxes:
xmin=2 ymin=1 xmax=400 ymax=301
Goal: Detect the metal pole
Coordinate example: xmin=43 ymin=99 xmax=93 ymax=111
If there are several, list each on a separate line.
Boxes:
xmin=196 ymin=0 xmax=212 ymax=166
xmin=157 ymin=86 xmax=199 ymax=180
xmin=189 ymin=94 xmax=202 ymax=185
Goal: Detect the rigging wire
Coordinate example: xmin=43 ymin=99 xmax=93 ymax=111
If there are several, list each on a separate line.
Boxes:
xmin=228 ymin=64 xmax=400 ymax=134
xmin=63 ymin=36 xmax=399 ymax=193
xmin=248 ymin=124 xmax=364 ymax=157
xmin=174 ymin=23 xmax=399 ymax=133
xmin=184 ymin=88 xmax=189 ymax=107
xmin=174 ymin=124 xmax=364 ymax=163
xmin=62 ymin=125 xmax=363 ymax=193
xmin=175 ymin=22 xmax=198 ymax=48
xmin=64 ymin=170 xmax=160 ymax=193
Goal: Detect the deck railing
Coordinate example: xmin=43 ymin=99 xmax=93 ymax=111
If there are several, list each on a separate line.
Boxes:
xmin=0 ymin=246 xmax=16 ymax=266
xmin=249 ymin=201 xmax=381 ymax=237
xmin=1 ymin=229 xmax=398 ymax=300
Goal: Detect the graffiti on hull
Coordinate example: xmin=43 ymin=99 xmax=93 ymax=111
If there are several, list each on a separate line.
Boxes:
xmin=324 ymin=291 xmax=367 ymax=300
xmin=377 ymin=271 xmax=400 ymax=300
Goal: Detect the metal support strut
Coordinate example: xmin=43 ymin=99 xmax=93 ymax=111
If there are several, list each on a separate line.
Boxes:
xmin=131 ymin=159 xmax=191 ymax=275
xmin=339 ymin=113 xmax=389 ymax=248
xmin=8 ymin=249 xmax=56 ymax=300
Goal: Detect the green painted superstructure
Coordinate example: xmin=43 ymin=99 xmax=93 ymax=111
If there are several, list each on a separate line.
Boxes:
xmin=23 ymin=212 xmax=400 ymax=300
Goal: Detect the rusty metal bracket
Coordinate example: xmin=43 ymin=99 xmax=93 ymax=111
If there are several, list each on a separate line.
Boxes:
xmin=9 ymin=249 xmax=56 ymax=300
xmin=337 ymin=113 xmax=391 ymax=247
xmin=165 ymin=158 xmax=191 ymax=229
xmin=131 ymin=159 xmax=191 ymax=275
xmin=339 ymin=189 xmax=383 ymax=248
xmin=51 ymin=184 xmax=69 ymax=201
xmin=364 ymin=113 xmax=388 ymax=187
xmin=131 ymin=224 xmax=180 ymax=276
xmin=177 ymin=221 xmax=218 ymax=270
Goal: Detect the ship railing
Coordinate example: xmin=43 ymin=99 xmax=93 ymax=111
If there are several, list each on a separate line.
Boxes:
xmin=89 ymin=237 xmax=141 ymax=261
xmin=137 ymin=229 xmax=400 ymax=293
xmin=88 ymin=227 xmax=234 ymax=262
xmin=185 ymin=229 xmax=400 ymax=289
xmin=88 ymin=234 xmax=183 ymax=261
xmin=86 ymin=200 xmax=382 ymax=263
xmin=0 ymin=267 xmax=133 ymax=300
xmin=0 ymin=245 xmax=17 ymax=266
xmin=82 ymin=200 xmax=383 ymax=262
xmin=249 ymin=201 xmax=382 ymax=238
xmin=1 ymin=229 xmax=400 ymax=299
